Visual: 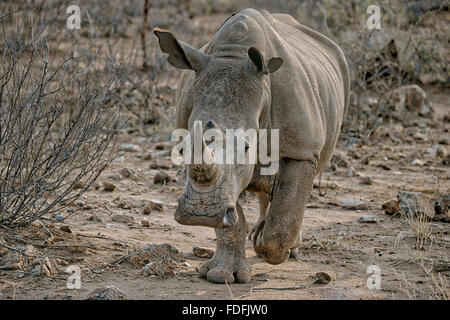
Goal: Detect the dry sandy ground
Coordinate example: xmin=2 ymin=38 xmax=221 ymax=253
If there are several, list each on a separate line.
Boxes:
xmin=0 ymin=89 xmax=448 ymax=300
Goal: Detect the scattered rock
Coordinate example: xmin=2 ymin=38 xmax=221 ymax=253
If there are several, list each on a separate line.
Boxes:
xmin=437 ymin=147 xmax=449 ymax=165
xmin=181 ymin=262 xmax=191 ymax=267
xmin=148 ymin=199 xmax=164 ymax=212
xmin=119 ymin=168 xmax=134 ymax=178
xmin=87 ymin=213 xmax=102 ymax=222
xmin=192 ymin=246 xmax=214 ymax=259
xmin=142 ymin=204 xmax=152 ymax=215
xmin=357 ymin=215 xmax=379 ymax=223
xmin=55 ymin=214 xmax=65 ymax=222
xmin=112 ymin=156 xmax=124 ymax=164
xmin=438 ymin=135 xmax=449 ymax=145
xmin=103 ymin=182 xmax=116 ymax=192
xmin=60 ymin=225 xmax=72 ymax=233
xmin=155 ymin=142 xmax=170 ymax=150
xmin=111 ymin=214 xmax=135 ymax=224
xmin=313 ymin=272 xmax=331 ymax=284
xmin=153 ymin=171 xmax=171 ymax=184
xmin=419 ymin=104 xmax=433 ymax=117
xmin=360 ymin=176 xmax=374 ymax=185
xmin=76 ymin=200 xmax=85 ymax=207
xmin=86 ymin=286 xmax=128 ymax=300
xmin=73 ymin=182 xmax=84 ymax=190
xmin=411 ymin=159 xmax=425 ymax=166
xmin=119 ymin=143 xmax=142 ymax=153
xmin=141 ymin=218 xmax=150 ymax=227
xmin=434 ymin=194 xmax=449 ymax=222
xmin=382 ymin=200 xmax=400 ymax=215
xmin=389 ymin=84 xmax=427 ymax=113
xmin=397 ymin=191 xmax=435 ymax=219
xmin=340 ymin=199 xmax=368 ymax=210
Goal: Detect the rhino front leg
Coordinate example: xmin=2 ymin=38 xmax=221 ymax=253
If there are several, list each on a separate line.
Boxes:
xmin=248 ymin=192 xmax=270 ymax=240
xmin=199 ymin=202 xmax=251 ymax=283
xmin=254 ymin=158 xmax=316 ymax=265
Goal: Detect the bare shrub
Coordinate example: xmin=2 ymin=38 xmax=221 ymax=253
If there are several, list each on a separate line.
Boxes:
xmin=0 ymin=4 xmax=124 ymax=227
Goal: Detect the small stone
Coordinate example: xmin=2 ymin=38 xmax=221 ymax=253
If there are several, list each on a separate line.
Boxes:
xmin=389 ymin=84 xmax=427 ymax=113
xmin=181 ymin=262 xmax=191 ymax=267
xmin=397 ymin=191 xmax=435 ymax=219
xmin=411 ymin=159 xmax=424 ymax=166
xmin=313 ymin=272 xmax=331 ymax=284
xmin=357 ymin=215 xmax=378 ymax=223
xmin=434 ymin=194 xmax=449 ymax=222
xmin=112 ymin=156 xmax=124 ymax=164
xmin=73 ymin=182 xmax=84 ymax=190
xmin=192 ymin=246 xmax=214 ymax=259
xmin=360 ymin=176 xmax=374 ymax=185
xmin=119 ymin=168 xmax=133 ymax=178
xmin=119 ymin=143 xmax=142 ymax=152
xmin=438 ymin=135 xmax=449 ymax=145
xmin=87 ymin=214 xmax=102 ymax=222
xmin=419 ymin=105 xmax=431 ymax=117
xmin=153 ymin=171 xmax=171 ymax=185
xmin=340 ymin=199 xmax=368 ymax=210
xmin=86 ymin=286 xmax=128 ymax=300
xmin=142 ymin=205 xmax=152 ymax=215
xmin=55 ymin=214 xmax=65 ymax=222
xmin=111 ymin=214 xmax=135 ymax=224
xmin=426 ymin=147 xmax=438 ymax=156
xmin=155 ymin=143 xmax=169 ymax=150
xmin=144 ymin=153 xmax=153 ymax=160
xmin=103 ymin=182 xmax=116 ymax=192
xmin=382 ymin=200 xmax=400 ymax=215
xmin=141 ymin=218 xmax=150 ymax=227
xmin=148 ymin=199 xmax=164 ymax=212
xmin=31 ymin=265 xmax=41 ymax=275
xmin=60 ymin=225 xmax=72 ymax=233
xmin=76 ymin=200 xmax=85 ymax=207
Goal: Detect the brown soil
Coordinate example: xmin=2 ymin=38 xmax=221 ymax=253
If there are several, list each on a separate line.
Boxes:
xmin=0 ymin=90 xmax=448 ymax=300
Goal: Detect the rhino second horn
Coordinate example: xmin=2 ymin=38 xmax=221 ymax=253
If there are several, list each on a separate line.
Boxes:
xmin=223 ymin=208 xmax=238 ymax=227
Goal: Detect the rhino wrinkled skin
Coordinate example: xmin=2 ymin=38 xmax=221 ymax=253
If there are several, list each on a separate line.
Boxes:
xmin=154 ymin=8 xmax=350 ymax=284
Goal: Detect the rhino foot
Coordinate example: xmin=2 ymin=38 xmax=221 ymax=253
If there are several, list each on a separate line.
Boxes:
xmin=198 ymin=251 xmax=251 ymax=284
xmin=199 ymin=203 xmax=250 ymax=284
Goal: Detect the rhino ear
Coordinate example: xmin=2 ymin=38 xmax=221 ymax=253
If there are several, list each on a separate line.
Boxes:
xmin=248 ymin=47 xmax=267 ymax=74
xmin=267 ymin=57 xmax=283 ymax=73
xmin=248 ymin=47 xmax=283 ymax=74
xmin=154 ymin=28 xmax=207 ymax=72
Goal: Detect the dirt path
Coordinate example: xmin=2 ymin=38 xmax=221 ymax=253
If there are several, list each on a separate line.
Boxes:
xmin=0 ymin=90 xmax=448 ymax=300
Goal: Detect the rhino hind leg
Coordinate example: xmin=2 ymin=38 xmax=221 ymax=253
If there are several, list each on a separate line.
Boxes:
xmin=198 ymin=202 xmax=251 ymax=284
xmin=254 ymin=158 xmax=315 ymax=265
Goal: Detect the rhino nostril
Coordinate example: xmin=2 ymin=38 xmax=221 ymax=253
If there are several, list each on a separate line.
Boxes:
xmin=223 ymin=207 xmax=238 ymax=227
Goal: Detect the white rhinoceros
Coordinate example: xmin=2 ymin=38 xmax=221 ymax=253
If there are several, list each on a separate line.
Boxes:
xmin=154 ymin=8 xmax=350 ymax=284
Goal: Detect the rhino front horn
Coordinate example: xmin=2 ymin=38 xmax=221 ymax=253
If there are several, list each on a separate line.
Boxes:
xmin=223 ymin=208 xmax=238 ymax=227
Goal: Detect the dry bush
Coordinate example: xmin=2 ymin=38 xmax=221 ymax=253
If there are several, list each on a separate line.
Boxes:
xmin=0 ymin=3 xmax=125 ymax=227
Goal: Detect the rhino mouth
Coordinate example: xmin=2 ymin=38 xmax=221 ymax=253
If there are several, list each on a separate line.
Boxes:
xmin=175 ymin=183 xmax=237 ymax=228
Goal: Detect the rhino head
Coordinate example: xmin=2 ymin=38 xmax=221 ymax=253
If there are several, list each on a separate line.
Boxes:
xmin=154 ymin=28 xmax=283 ymax=229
